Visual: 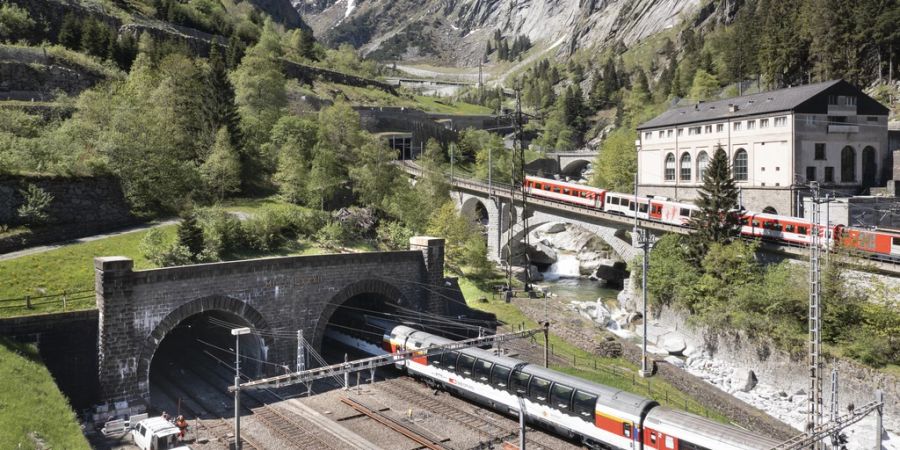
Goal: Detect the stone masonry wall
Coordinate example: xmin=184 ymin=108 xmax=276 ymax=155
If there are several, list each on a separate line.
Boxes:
xmin=94 ymin=239 xmax=447 ymax=409
xmin=0 ymin=175 xmax=137 ymax=254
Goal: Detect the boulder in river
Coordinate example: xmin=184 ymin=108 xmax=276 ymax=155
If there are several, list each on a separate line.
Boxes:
xmin=730 ymin=368 xmax=758 ymax=392
xmin=527 ymin=242 xmax=558 ymax=265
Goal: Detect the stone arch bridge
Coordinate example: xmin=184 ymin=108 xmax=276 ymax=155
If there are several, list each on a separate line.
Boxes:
xmin=93 ymin=237 xmax=454 ymax=412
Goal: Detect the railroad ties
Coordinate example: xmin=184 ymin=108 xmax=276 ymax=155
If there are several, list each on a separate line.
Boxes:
xmin=250 ymin=405 xmax=335 ymax=450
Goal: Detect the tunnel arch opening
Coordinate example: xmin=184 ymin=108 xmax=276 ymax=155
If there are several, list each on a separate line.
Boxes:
xmin=314 ymin=280 xmax=411 ymax=355
xmin=561 ymin=159 xmax=591 ymax=180
xmin=140 ymin=296 xmax=269 ymax=416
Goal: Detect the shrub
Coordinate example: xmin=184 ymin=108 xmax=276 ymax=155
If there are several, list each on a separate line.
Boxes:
xmin=177 ymin=213 xmax=205 ymax=259
xmin=377 ymin=221 xmax=413 ymax=250
xmin=196 ymin=208 xmax=245 ymax=257
xmin=241 ymin=208 xmax=288 ymax=251
xmin=16 ymin=184 xmax=53 ymax=226
xmin=315 ymin=221 xmax=346 ymax=249
xmin=139 ymin=228 xmax=193 ymax=267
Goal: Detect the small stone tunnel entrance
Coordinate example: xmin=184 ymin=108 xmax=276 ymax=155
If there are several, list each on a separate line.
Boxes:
xmin=146 ymin=308 xmax=268 ymax=418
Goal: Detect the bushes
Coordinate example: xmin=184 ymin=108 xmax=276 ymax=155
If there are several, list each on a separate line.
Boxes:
xmin=16 ymin=184 xmax=53 ymax=226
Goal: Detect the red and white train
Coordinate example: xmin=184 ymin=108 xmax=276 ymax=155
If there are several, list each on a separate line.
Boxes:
xmin=523 ymin=176 xmax=900 ymax=260
xmin=328 ymin=324 xmax=783 ymax=450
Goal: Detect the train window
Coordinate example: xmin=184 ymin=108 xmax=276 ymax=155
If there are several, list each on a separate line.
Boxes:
xmin=639 ymin=204 xmax=648 ymax=213
xmin=544 ymin=185 xmax=550 ymax=191
xmin=623 ymin=423 xmax=632 ymax=438
xmin=473 ymin=359 xmax=493 ymax=382
xmin=798 ymin=226 xmax=808 ymax=235
xmin=443 ymin=351 xmax=460 ymax=371
xmin=649 ymin=432 xmax=657 ymax=444
xmin=528 ymin=376 xmax=551 ymax=405
xmin=427 ymin=347 xmax=442 ymax=366
xmin=553 ymin=187 xmax=561 ymax=193
xmin=785 ymin=224 xmax=795 ymax=233
xmin=563 ymin=189 xmax=570 ymax=194
xmin=491 ymin=364 xmax=511 ymax=389
xmin=572 ymin=390 xmax=598 ymax=422
xmin=679 ymin=441 xmax=712 ymax=450
xmin=534 ymin=183 xmax=541 ymax=189
xmin=771 ymin=224 xmax=783 ymax=231
xmin=894 ymin=237 xmax=900 ymax=246
xmin=652 ymin=205 xmax=662 ymax=214
xmin=549 ymin=383 xmax=574 ymax=412
xmin=622 ymin=199 xmax=631 ymax=208
xmin=456 ymin=354 xmax=476 ymax=377
xmin=665 ymin=436 xmax=675 ymax=449
xmin=609 ymin=197 xmax=619 ymax=205
xmin=679 ymin=208 xmax=690 ymax=217
xmin=510 ymin=371 xmax=531 ymax=395
xmin=752 ymin=221 xmax=760 ymax=227
xmin=629 ymin=203 xmax=636 ymax=211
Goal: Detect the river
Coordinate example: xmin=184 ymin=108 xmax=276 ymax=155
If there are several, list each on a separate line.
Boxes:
xmin=532 ymin=253 xmax=620 ymax=304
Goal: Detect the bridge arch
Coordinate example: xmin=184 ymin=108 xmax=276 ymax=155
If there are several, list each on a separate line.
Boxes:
xmin=137 ymin=295 xmax=271 ymax=403
xmin=460 ymin=196 xmax=489 ymax=226
xmin=313 ymin=279 xmax=410 ymax=350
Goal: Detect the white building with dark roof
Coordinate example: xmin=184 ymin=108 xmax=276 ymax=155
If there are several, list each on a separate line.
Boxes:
xmin=636 ymin=80 xmax=891 ymax=216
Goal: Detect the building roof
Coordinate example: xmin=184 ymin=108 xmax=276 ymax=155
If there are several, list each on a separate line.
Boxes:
xmin=638 ymin=80 xmax=854 ymax=130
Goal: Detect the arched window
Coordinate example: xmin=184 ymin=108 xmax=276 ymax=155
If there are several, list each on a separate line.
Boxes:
xmin=733 ymin=149 xmax=748 ymax=181
xmin=841 ymin=146 xmax=856 ymax=182
xmin=680 ymin=153 xmax=692 ymax=181
xmin=862 ymin=146 xmax=877 ymax=187
xmin=696 ymin=151 xmax=709 ymax=180
xmin=664 ymin=153 xmax=675 ymax=181
xmin=762 ymin=206 xmax=778 ymax=214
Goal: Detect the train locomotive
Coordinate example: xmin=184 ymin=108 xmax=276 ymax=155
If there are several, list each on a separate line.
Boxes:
xmin=523 ymin=176 xmax=900 ymax=260
xmin=328 ymin=324 xmax=783 ymax=450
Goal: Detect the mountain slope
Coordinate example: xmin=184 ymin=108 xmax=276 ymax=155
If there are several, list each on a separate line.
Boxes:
xmin=296 ymin=0 xmax=701 ymax=65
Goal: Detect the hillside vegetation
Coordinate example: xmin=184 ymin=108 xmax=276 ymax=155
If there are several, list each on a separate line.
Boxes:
xmin=0 ymin=338 xmax=90 ymax=450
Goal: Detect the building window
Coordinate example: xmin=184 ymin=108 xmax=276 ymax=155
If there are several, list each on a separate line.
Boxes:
xmin=867 ymin=116 xmax=879 ymax=122
xmin=815 ymin=143 xmax=826 ymax=160
xmin=828 ymin=95 xmax=838 ymax=105
xmin=644 ymin=132 xmax=651 ymax=140
xmin=733 ymin=149 xmax=748 ymax=181
xmin=733 ymin=122 xmax=742 ymax=131
xmin=846 ymin=96 xmax=856 ymax=106
xmin=760 ymin=118 xmax=769 ymax=128
xmin=658 ymin=130 xmax=665 ymax=138
xmin=680 ymin=153 xmax=692 ymax=181
xmin=667 ymin=129 xmax=673 ymax=137
xmin=805 ymin=116 xmax=815 ymax=126
xmin=664 ymin=153 xmax=676 ymax=181
xmin=774 ymin=116 xmax=786 ymax=127
xmin=862 ymin=146 xmax=877 ymax=187
xmin=747 ymin=120 xmax=756 ymax=130
xmin=841 ymin=146 xmax=856 ymax=182
xmin=825 ymin=167 xmax=834 ymax=183
xmin=806 ymin=166 xmax=816 ymax=181
xmin=689 ymin=126 xmax=701 ymax=135
xmin=705 ymin=125 xmax=712 ymax=133
xmin=677 ymin=128 xmax=684 ymax=137
xmin=716 ymin=123 xmax=724 ymax=132
xmin=697 ymin=151 xmax=709 ymax=180
xmin=829 ymin=116 xmax=848 ymax=123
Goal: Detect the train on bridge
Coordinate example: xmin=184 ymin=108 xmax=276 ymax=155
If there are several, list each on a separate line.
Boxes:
xmin=524 ymin=176 xmax=900 ymax=261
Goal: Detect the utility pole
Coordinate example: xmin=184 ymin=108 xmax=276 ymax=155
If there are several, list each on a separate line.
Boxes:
xmin=515 ymin=88 xmax=531 ymax=293
xmin=517 ymin=395 xmax=527 ymax=450
xmin=830 ymin=367 xmax=839 ymax=448
xmin=634 ymin=174 xmax=653 ymax=378
xmin=231 ymin=327 xmax=252 ymax=450
xmin=808 ymin=182 xmax=824 ymax=449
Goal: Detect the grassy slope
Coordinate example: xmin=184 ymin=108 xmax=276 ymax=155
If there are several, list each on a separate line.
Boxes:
xmin=0 ymin=339 xmax=90 ymax=450
xmin=457 ymin=277 xmax=730 ymax=422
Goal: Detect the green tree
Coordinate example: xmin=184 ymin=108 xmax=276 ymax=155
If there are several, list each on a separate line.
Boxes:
xmin=204 ymin=46 xmax=242 ymax=150
xmin=686 ymin=146 xmax=742 ymax=260
xmin=417 ymin=139 xmax=449 ymax=203
xmin=272 ymin=116 xmax=318 ymax=204
xmin=348 ymin=135 xmax=400 ymax=210
xmin=58 ymin=14 xmax=82 ymax=50
xmin=201 ymin=127 xmax=241 ymax=201
xmin=688 ymin=69 xmax=720 ymax=101
xmin=306 ymin=148 xmax=343 ymax=209
xmin=0 ymin=4 xmax=35 ymax=41
xmin=757 ymin=0 xmax=806 ymax=88
xmin=472 ymin=132 xmax=511 ymax=182
xmin=177 ymin=212 xmax=205 ymax=259
xmin=316 ymin=102 xmax=364 ymax=164
xmin=16 ymin=184 xmax=53 ymax=225
xmin=426 ymin=201 xmax=486 ymax=272
xmin=590 ymin=128 xmax=636 ymax=193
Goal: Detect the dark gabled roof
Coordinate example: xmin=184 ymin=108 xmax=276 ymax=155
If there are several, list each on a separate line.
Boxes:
xmin=637 ymin=79 xmax=873 ymax=130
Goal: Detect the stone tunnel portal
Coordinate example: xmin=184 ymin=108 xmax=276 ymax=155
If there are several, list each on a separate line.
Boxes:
xmin=148 ymin=309 xmax=266 ymax=417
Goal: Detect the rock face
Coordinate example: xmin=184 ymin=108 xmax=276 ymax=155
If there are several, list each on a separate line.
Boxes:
xmin=528 ymin=222 xmax=627 ymax=284
xmin=527 ymin=242 xmax=558 ymax=265
xmin=297 ymin=0 xmax=704 ymax=64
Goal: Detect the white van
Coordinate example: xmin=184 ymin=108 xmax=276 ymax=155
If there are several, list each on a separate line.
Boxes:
xmin=131 ymin=417 xmax=191 ymax=450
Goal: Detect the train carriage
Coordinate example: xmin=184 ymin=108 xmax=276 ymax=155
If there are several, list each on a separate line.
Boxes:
xmin=525 ymin=176 xmax=606 ymax=209
xmin=604 ymin=193 xmax=651 ymax=219
xmin=643 ymin=407 xmax=781 ymax=450
xmin=839 ymin=228 xmax=900 ymax=258
xmin=649 ymin=200 xmax=698 ymax=226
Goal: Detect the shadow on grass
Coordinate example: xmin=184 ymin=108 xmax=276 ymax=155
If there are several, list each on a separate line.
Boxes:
xmin=0 ymin=337 xmax=42 ymax=364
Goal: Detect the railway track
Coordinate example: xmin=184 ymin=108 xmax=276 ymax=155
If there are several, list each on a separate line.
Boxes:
xmin=377 ymin=377 xmax=558 ymax=450
xmin=250 ymin=405 xmax=336 ymax=450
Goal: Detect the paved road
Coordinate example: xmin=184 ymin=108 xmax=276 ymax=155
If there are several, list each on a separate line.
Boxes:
xmin=0 ymin=219 xmax=179 ymax=262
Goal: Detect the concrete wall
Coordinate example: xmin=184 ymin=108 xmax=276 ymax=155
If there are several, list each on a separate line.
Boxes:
xmin=94 ymin=238 xmax=447 ymax=409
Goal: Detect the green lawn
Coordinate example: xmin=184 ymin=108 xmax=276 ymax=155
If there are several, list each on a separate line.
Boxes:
xmin=457 ymin=276 xmax=729 ymax=422
xmin=0 ymin=339 xmax=90 ymax=450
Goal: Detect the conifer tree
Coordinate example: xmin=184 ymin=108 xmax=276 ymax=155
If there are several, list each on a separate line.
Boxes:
xmin=205 ymin=46 xmax=242 ymax=149
xmin=177 ymin=212 xmax=205 ymax=259
xmin=58 ymin=14 xmax=81 ymax=50
xmin=687 ymin=146 xmax=743 ymax=260
xmin=201 ymin=127 xmax=242 ymax=201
